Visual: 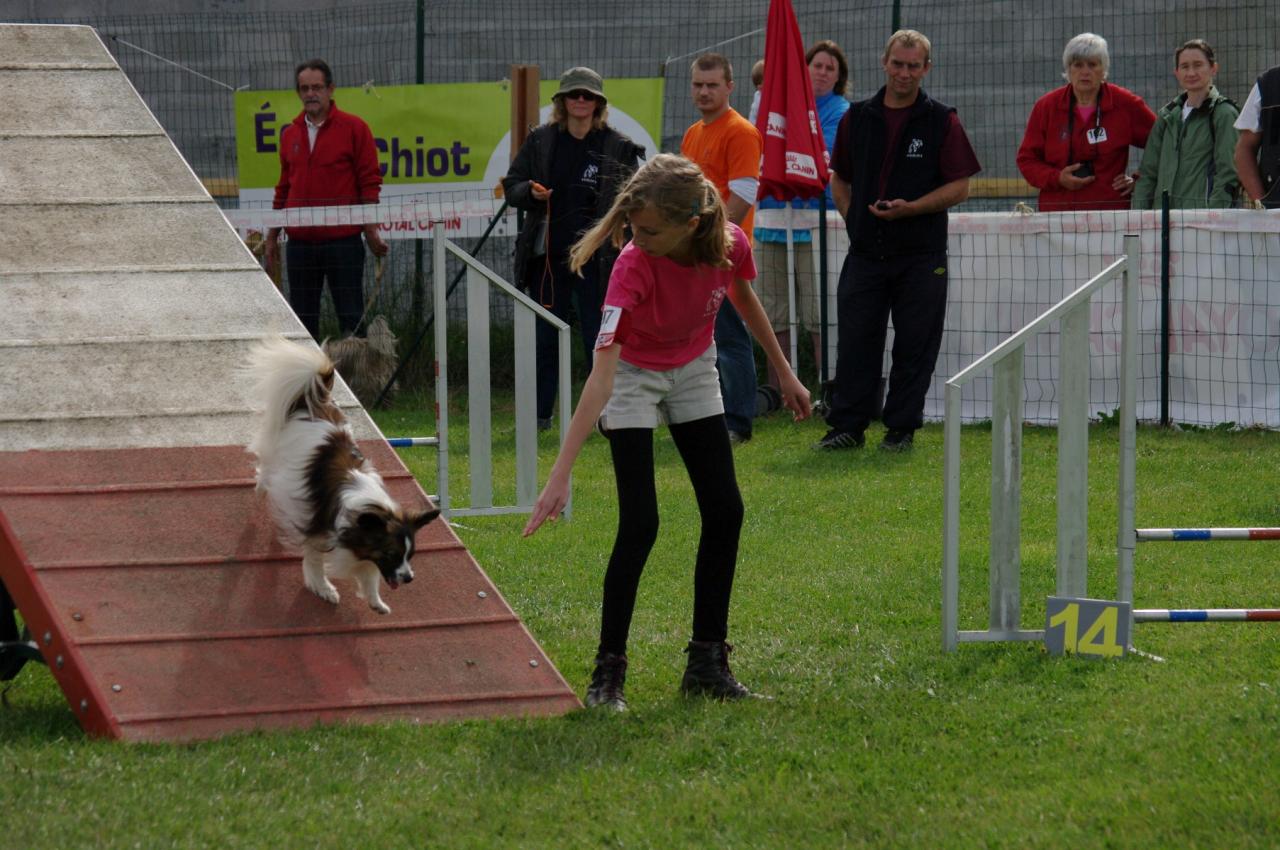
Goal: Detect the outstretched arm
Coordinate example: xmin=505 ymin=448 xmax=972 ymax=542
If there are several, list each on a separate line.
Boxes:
xmin=523 ymin=344 xmax=621 ymax=536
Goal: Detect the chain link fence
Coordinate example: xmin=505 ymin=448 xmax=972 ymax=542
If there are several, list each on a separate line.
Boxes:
xmin=9 ymin=1 xmax=1280 ymax=423
xmin=21 ymin=0 xmax=1278 ymax=195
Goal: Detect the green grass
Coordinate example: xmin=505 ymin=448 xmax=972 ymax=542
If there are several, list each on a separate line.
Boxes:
xmin=4 ymin=400 xmax=1280 ymax=848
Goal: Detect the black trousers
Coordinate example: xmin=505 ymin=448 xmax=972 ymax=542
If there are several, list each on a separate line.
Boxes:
xmin=0 ymin=580 xmax=18 ymax=644
xmin=827 ymin=250 xmax=949 ymax=433
xmin=597 ymin=416 xmax=745 ymax=656
xmin=527 ymin=254 xmax=604 ymax=421
xmin=286 ymin=234 xmax=367 ymax=340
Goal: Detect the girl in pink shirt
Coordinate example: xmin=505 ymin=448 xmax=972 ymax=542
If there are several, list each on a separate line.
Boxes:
xmin=523 ymin=154 xmax=810 ymax=710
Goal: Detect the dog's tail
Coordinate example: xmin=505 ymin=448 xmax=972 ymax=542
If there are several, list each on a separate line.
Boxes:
xmin=245 ymin=336 xmax=336 ymax=462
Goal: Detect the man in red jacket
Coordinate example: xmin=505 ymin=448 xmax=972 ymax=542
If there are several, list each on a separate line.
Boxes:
xmin=265 ymin=59 xmax=388 ymax=340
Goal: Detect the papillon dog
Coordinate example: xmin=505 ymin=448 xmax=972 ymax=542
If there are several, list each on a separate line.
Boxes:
xmin=245 ymin=337 xmax=439 ymax=614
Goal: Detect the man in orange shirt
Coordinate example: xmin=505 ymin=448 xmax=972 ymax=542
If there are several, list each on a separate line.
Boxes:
xmin=681 ymin=53 xmax=763 ymax=444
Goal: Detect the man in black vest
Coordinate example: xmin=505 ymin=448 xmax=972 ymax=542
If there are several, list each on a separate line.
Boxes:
xmin=1234 ymin=64 xmax=1280 ymax=209
xmin=817 ymin=30 xmax=981 ymax=452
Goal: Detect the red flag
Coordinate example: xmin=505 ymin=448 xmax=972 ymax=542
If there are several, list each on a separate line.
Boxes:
xmin=755 ymin=0 xmax=829 ymax=201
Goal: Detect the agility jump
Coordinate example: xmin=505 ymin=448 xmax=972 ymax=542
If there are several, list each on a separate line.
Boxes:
xmin=942 ymin=232 xmax=1279 ymax=652
xmin=1128 ymin=527 xmax=1280 ymax=623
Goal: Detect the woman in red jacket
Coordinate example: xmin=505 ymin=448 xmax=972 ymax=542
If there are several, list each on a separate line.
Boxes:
xmin=1017 ymin=33 xmax=1157 ymax=211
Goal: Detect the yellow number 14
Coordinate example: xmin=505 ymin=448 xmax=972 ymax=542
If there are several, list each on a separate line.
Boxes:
xmin=1049 ymin=603 xmax=1123 ymax=657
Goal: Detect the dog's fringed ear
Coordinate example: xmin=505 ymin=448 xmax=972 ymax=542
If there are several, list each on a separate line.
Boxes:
xmin=356 ymin=510 xmax=390 ymax=532
xmin=409 ymin=508 xmax=441 ymax=531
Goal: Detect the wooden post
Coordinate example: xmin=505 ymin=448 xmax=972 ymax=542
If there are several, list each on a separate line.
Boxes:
xmin=510 ymin=65 xmax=540 ymax=163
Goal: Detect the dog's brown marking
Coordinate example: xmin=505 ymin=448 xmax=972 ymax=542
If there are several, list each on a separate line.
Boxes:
xmin=304 ymin=428 xmax=367 ymax=539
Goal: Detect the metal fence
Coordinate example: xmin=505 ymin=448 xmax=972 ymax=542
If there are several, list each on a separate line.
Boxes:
xmin=8 ymin=1 xmax=1280 ymax=424
xmin=18 ymin=0 xmax=1279 ymax=200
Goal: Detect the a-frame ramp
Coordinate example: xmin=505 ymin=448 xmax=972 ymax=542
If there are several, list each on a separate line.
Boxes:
xmin=0 ymin=24 xmax=579 ymax=741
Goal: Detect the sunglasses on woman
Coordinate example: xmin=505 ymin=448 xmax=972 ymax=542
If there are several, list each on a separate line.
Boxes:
xmin=563 ymin=90 xmax=597 ymax=101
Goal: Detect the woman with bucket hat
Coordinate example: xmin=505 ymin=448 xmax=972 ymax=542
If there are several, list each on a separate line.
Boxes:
xmin=503 ymin=67 xmax=645 ymax=430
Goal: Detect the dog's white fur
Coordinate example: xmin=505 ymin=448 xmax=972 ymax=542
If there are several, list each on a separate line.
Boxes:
xmin=246 ymin=337 xmax=435 ymax=614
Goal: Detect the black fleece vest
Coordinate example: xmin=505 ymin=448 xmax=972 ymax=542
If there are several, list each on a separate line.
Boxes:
xmin=840 ymin=88 xmax=954 ymax=256
xmin=1258 ymin=66 xmax=1280 ymax=208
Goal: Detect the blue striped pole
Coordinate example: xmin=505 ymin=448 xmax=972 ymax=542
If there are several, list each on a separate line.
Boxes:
xmin=1134 ymin=609 xmax=1280 ymax=622
xmin=386 ymin=437 xmax=439 ymax=448
xmin=1136 ymin=528 xmax=1280 ymax=541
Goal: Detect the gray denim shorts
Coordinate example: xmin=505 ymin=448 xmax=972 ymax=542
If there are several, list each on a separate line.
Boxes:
xmin=599 ymin=344 xmax=724 ymax=431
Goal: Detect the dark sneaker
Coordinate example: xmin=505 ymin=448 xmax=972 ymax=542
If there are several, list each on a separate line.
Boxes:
xmin=680 ymin=640 xmax=762 ymax=700
xmin=880 ymin=429 xmax=914 ymax=452
xmin=537 ymin=417 xmax=553 ymax=432
xmin=813 ymin=428 xmax=864 ymax=451
xmin=728 ymin=429 xmax=751 ymax=446
xmin=585 ymin=652 xmax=628 ymax=711
xmin=754 ymin=385 xmax=782 ymax=417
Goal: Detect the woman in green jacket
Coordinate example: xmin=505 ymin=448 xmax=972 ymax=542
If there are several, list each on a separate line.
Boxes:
xmin=1134 ymin=40 xmax=1241 ymax=209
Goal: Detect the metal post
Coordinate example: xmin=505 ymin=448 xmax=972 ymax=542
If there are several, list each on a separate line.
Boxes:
xmin=415 ymin=0 xmax=424 ymax=84
xmin=1160 ymin=191 xmax=1170 ymax=427
xmin=942 ymin=382 xmax=961 ymax=651
xmin=467 ymin=266 xmax=493 ymax=509
xmin=432 ymin=228 xmax=450 ymax=515
xmin=1057 ymin=304 xmax=1090 ymax=597
xmin=818 ymin=195 xmax=830 ymax=384
xmin=558 ymin=322 xmax=573 ymax=520
xmin=990 ymin=353 xmax=1024 ymax=632
xmin=413 ymin=0 xmax=427 ymax=327
xmin=1118 ymin=235 xmax=1140 ymax=625
xmin=513 ymin=304 xmax=538 ymax=507
xmin=785 ymin=206 xmax=798 ymax=369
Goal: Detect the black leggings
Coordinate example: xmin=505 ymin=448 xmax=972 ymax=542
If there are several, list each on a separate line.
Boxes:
xmin=597 ymin=415 xmax=745 ymax=655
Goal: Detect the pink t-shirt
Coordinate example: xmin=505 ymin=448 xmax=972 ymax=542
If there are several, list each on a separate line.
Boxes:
xmin=595 ymin=223 xmax=756 ymax=371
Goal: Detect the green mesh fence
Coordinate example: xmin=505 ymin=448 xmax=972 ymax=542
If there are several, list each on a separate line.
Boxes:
xmin=9 ymin=1 xmax=1280 ymax=425
xmin=20 ymin=0 xmax=1277 ymax=196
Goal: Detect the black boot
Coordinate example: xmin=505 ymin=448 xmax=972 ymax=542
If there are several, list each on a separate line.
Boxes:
xmin=585 ymin=652 xmax=628 ymax=711
xmin=680 ymin=640 xmax=757 ymax=700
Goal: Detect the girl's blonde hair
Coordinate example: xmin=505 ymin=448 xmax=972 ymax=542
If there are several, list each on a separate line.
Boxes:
xmin=569 ymin=153 xmax=733 ymax=273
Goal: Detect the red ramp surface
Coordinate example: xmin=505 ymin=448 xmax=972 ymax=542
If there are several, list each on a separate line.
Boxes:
xmin=0 ymin=442 xmax=580 ymax=741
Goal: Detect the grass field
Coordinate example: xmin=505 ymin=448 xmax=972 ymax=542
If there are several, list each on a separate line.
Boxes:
xmin=3 ymin=396 xmax=1280 ymax=848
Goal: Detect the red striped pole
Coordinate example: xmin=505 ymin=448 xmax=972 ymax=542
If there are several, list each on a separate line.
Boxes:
xmin=1134 ymin=609 xmax=1280 ymax=622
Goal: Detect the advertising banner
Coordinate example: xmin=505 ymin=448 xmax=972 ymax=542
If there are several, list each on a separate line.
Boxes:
xmin=234 ymin=78 xmax=663 ymax=237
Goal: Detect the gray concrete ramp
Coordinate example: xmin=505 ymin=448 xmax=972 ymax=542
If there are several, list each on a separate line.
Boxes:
xmin=0 ymin=22 xmax=315 ymax=449
xmin=0 ymin=24 xmax=579 ymax=741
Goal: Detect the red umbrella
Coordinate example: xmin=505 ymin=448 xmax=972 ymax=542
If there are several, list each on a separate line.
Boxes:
xmin=756 ymin=0 xmax=829 ymax=201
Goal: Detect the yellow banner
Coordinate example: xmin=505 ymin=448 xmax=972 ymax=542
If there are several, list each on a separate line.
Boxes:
xmin=235 ymin=78 xmax=665 ymax=196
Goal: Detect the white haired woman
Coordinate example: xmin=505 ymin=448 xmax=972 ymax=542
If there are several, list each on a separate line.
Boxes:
xmin=1017 ymin=32 xmax=1156 ymax=211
